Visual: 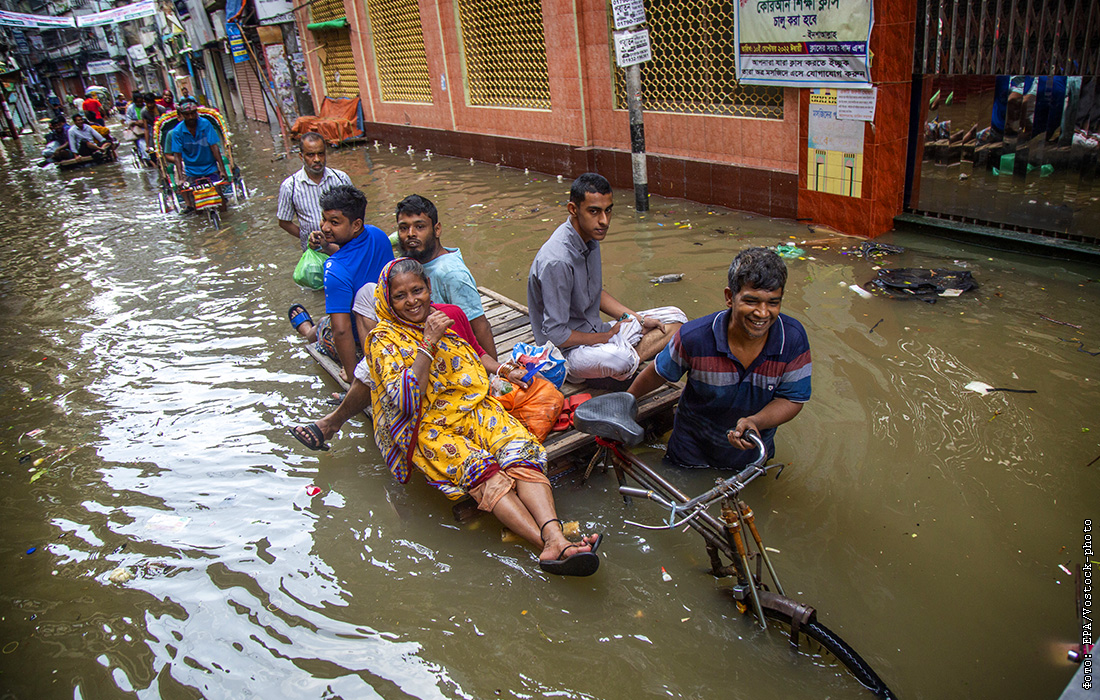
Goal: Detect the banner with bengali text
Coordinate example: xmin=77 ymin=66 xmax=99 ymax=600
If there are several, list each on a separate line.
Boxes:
xmin=735 ymin=0 xmax=873 ymax=88
xmin=0 ymin=9 xmax=75 ymax=28
xmin=76 ymin=0 xmax=158 ymax=28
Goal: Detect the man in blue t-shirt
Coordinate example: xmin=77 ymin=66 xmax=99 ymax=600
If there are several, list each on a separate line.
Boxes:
xmin=628 ymin=247 xmax=812 ymax=470
xmin=164 ymin=100 xmax=228 ymax=208
xmin=289 ymin=185 xmax=394 ymax=384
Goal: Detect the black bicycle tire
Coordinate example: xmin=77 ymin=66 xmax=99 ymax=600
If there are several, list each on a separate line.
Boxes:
xmin=762 ymin=608 xmax=896 ymax=699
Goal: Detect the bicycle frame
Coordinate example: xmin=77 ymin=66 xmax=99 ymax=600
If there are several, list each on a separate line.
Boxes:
xmin=590 ymin=435 xmax=789 ymax=631
xmin=576 ymin=400 xmax=898 ymax=697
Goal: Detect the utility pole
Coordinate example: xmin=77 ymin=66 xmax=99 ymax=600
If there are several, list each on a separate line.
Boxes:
xmin=610 ymin=0 xmax=653 ymax=212
xmin=624 ymin=63 xmax=646 ymax=212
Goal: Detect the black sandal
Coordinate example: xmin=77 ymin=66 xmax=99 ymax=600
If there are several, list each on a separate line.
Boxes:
xmin=289 ymin=423 xmax=330 ymax=451
xmin=537 ymin=519 xmax=600 ymax=577
xmin=538 ymin=519 xmax=562 ymax=543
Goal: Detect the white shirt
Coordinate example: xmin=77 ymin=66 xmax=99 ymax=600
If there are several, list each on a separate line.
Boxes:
xmin=276 ymin=166 xmax=353 ymax=249
xmin=68 ymin=124 xmax=104 ymax=153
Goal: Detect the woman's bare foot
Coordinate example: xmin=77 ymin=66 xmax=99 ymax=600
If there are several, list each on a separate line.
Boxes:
xmin=538 ymin=520 xmax=596 ymax=562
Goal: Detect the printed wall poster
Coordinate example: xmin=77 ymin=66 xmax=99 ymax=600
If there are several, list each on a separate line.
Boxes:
xmin=806 ymin=88 xmax=865 ymax=197
xmin=736 ymin=0 xmax=873 ymax=88
xmin=263 ymin=43 xmax=300 ymax=122
xmin=255 ymin=0 xmax=294 ymax=24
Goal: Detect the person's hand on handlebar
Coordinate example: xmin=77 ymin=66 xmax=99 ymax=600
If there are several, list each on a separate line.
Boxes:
xmin=726 ymin=418 xmax=761 ymax=450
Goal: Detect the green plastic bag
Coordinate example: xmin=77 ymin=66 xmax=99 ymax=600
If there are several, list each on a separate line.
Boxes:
xmin=293 ymin=247 xmax=328 ymax=289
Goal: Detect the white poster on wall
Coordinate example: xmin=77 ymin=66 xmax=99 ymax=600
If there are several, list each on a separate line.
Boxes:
xmin=256 ymin=0 xmax=294 ymax=23
xmin=87 ymin=59 xmax=120 ymax=75
xmin=610 ymin=0 xmax=646 ymax=29
xmin=736 ymin=0 xmax=873 ymax=88
xmin=613 ymin=29 xmax=652 ymax=68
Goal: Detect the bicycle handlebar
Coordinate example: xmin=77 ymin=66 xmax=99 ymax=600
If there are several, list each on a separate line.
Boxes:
xmin=617 ymin=429 xmax=777 ymax=529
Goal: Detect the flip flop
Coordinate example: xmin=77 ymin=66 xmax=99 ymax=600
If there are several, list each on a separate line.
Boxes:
xmin=539 ymin=544 xmax=600 ymax=577
xmin=588 ymin=533 xmax=603 ymax=554
xmin=289 ymin=423 xmax=330 ymax=451
xmin=288 ymin=303 xmax=313 ymax=332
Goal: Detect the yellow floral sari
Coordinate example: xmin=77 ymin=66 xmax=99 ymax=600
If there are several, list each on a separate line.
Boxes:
xmin=366 ymin=260 xmax=546 ymax=499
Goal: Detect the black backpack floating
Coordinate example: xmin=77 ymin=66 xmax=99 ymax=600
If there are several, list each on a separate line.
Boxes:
xmin=863 ymin=268 xmax=978 ymax=303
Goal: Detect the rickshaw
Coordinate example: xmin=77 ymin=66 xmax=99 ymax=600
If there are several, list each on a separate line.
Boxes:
xmin=84 ymin=85 xmax=111 ymax=116
xmin=153 ymin=106 xmax=248 ymax=228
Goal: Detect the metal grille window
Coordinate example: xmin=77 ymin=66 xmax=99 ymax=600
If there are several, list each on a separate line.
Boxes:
xmin=456 ymin=0 xmax=551 ymax=109
xmin=311 ymin=0 xmax=345 ymax=23
xmin=316 ymin=29 xmax=361 ymax=99
xmin=367 ymin=0 xmax=433 ymax=103
xmin=915 ymin=0 xmax=1100 ymax=76
xmin=611 ymin=0 xmax=783 ymax=118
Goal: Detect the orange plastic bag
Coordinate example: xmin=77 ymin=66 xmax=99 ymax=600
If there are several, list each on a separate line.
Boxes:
xmin=494 ymin=376 xmax=564 ymax=442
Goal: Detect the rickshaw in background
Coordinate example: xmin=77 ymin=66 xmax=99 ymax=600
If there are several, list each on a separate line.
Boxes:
xmin=152 ymin=105 xmax=248 ymax=228
xmin=84 ymin=85 xmax=111 ymax=117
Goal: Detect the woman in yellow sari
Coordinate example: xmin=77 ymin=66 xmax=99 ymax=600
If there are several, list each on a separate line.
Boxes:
xmin=367 ymin=259 xmax=602 ymax=576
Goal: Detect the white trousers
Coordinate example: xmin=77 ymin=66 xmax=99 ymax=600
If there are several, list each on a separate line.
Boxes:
xmin=564 ymin=306 xmax=687 ymax=381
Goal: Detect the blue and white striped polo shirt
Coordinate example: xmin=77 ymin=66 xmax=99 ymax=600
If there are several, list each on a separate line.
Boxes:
xmin=654 ymin=310 xmax=812 ymax=470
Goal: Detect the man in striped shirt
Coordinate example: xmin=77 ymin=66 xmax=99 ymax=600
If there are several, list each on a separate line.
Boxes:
xmin=628 ymin=247 xmax=811 ymax=470
xmin=278 ymin=132 xmax=353 ymax=250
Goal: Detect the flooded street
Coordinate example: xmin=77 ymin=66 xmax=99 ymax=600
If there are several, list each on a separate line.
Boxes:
xmin=1 ymin=119 xmax=1098 ymax=700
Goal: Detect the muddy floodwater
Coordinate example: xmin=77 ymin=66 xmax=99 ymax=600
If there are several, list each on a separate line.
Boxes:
xmin=1 ymin=121 xmax=1097 ymax=700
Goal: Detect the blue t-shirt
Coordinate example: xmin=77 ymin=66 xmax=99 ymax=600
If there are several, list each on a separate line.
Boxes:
xmin=655 ymin=310 xmax=812 ymax=470
xmin=323 ymin=224 xmax=395 ymax=315
xmin=167 ymin=118 xmax=222 ymax=178
xmin=423 ymin=247 xmax=486 ymax=321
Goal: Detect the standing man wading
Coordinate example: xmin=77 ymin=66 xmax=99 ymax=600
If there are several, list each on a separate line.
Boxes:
xmin=277 ymin=132 xmax=352 ymax=251
xmin=627 ymin=247 xmax=811 ymax=470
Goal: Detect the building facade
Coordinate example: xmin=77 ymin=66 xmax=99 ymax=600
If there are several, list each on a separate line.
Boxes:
xmin=287 ymin=0 xmax=914 ymax=237
xmin=288 ymin=0 xmax=1099 ymax=245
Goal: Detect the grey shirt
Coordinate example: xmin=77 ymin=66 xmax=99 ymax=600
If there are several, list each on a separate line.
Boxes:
xmin=527 ymin=218 xmax=610 ymax=347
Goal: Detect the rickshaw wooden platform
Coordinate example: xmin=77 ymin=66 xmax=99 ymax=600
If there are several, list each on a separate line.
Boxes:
xmin=303 ymin=286 xmax=681 ymax=477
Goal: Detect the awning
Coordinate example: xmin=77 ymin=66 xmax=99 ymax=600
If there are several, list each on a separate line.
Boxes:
xmin=306 ymin=17 xmax=347 ymax=31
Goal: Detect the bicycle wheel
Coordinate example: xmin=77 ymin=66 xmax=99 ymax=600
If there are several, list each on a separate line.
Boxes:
xmin=208 ymin=209 xmax=221 ymax=229
xmin=762 ymin=607 xmax=896 ymax=699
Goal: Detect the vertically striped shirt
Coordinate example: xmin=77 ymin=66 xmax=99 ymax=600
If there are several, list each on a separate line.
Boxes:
xmin=654 ymin=310 xmax=812 ymax=470
xmin=276 ymin=167 xmax=353 ymax=249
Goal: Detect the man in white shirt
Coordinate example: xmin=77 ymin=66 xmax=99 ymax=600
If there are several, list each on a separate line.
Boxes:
xmin=277 ymin=132 xmax=352 ymax=250
xmin=67 ymin=113 xmax=114 ymax=161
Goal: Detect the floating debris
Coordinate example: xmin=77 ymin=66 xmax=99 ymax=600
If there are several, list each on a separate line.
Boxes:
xmin=964 ymin=381 xmax=1037 ymax=395
xmin=775 ymin=244 xmax=804 ymax=258
xmin=1039 ymin=314 xmax=1082 ymax=329
xmin=1059 ymin=339 xmax=1100 ymax=357
xmin=849 ymin=284 xmax=873 ymax=299
xmin=649 ymin=274 xmax=683 ymax=284
xmin=108 ymin=568 xmax=132 ymax=584
xmin=859 ymin=241 xmax=905 ymax=258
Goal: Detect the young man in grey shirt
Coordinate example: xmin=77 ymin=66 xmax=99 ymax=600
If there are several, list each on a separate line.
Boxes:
xmin=527 ymin=173 xmax=685 ymax=382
